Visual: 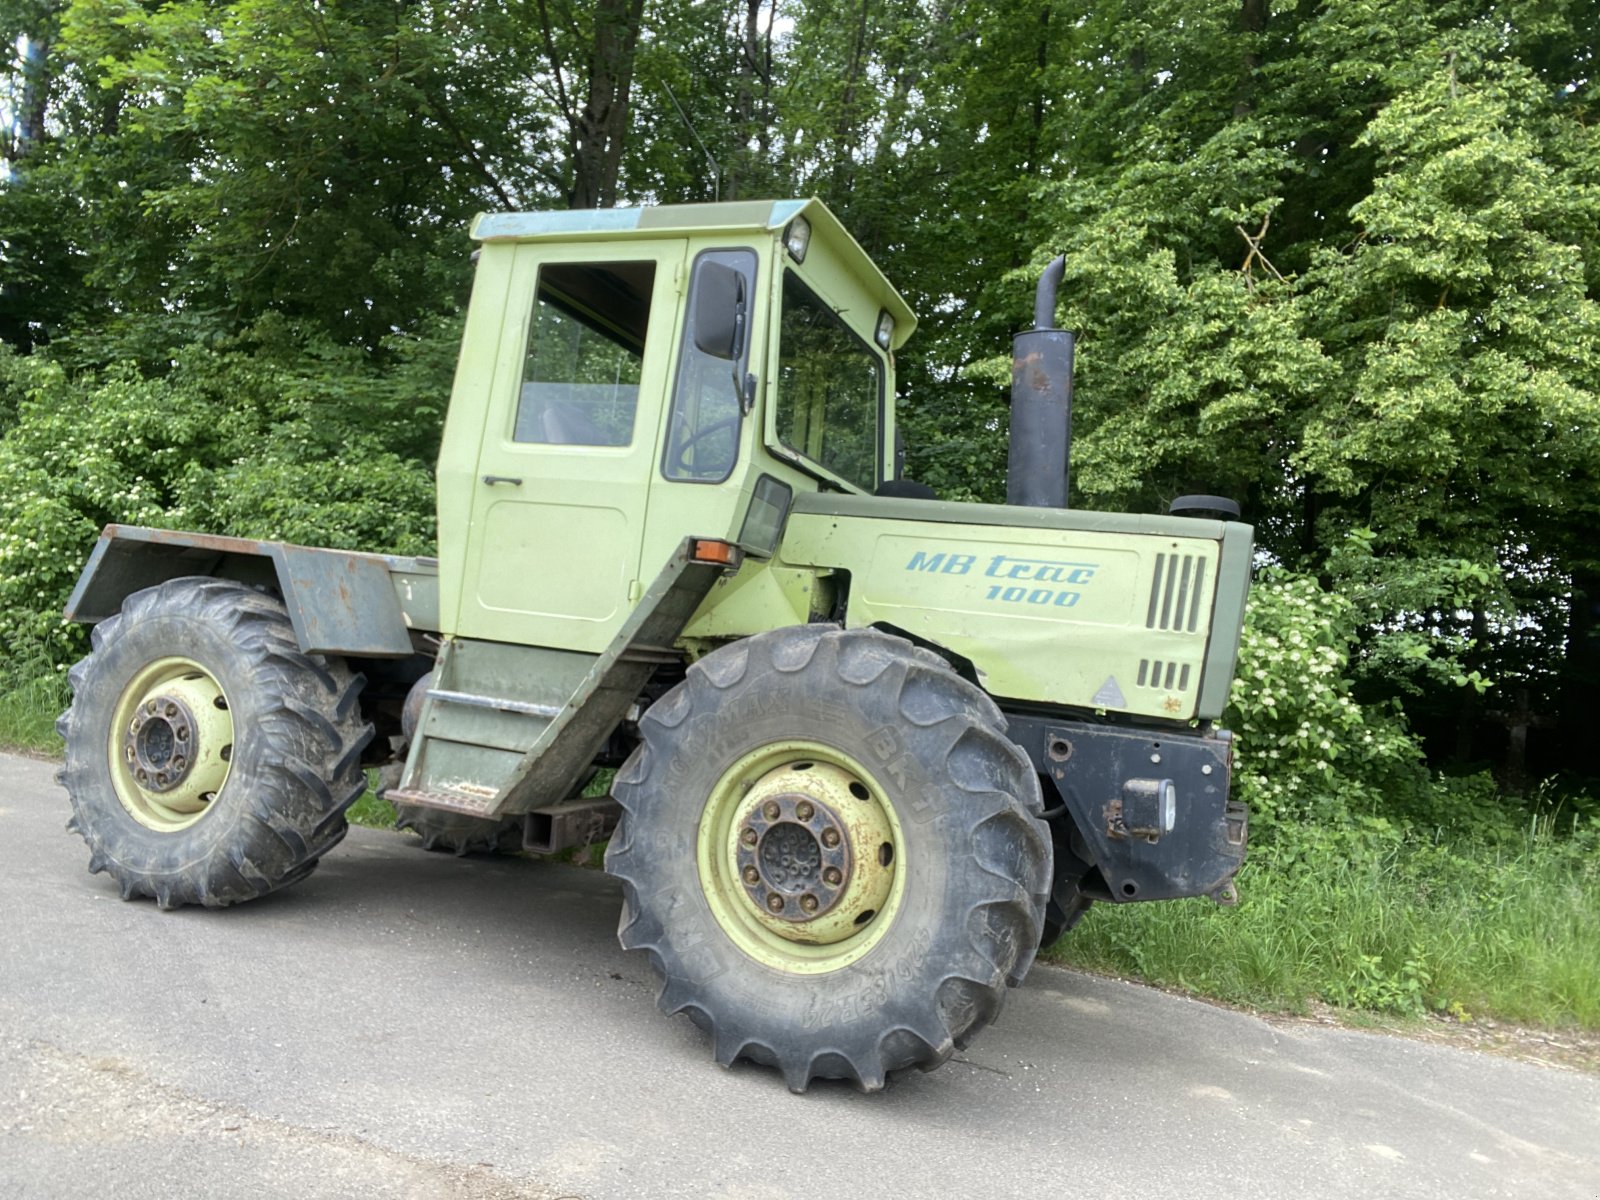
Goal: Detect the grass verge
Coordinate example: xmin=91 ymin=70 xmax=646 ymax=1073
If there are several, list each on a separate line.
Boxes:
xmin=0 ymin=659 xmax=68 ymax=755
xmin=1043 ymin=821 xmax=1600 ymax=1030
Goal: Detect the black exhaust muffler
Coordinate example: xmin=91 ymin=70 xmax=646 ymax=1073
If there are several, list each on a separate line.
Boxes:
xmin=1007 ymin=255 xmax=1074 ymax=508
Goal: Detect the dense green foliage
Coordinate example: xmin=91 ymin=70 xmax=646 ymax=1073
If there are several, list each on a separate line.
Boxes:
xmin=3 ymin=1 xmax=1596 ymax=1025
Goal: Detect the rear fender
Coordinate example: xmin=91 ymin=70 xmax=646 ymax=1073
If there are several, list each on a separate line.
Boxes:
xmin=65 ymin=525 xmax=437 ymax=659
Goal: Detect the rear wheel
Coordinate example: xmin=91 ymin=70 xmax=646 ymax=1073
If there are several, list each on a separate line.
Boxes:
xmin=390 ymin=804 xmax=523 ymax=855
xmin=57 ymin=577 xmax=372 ymax=909
xmin=606 ymin=625 xmax=1051 ymax=1092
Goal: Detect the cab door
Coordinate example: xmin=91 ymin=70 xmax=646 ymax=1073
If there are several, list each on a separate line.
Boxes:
xmin=454 ymin=240 xmax=686 ymax=653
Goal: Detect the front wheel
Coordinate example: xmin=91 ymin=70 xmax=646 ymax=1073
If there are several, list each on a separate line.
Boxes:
xmin=605 ymin=626 xmax=1051 ymax=1092
xmin=57 ymin=577 xmax=372 ymax=909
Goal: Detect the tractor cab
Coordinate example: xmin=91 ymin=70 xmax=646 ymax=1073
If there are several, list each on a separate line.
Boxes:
xmin=436 ymin=200 xmax=914 ymax=655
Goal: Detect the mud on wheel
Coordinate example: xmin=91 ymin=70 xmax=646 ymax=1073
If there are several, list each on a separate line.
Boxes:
xmin=605 ymin=625 xmax=1051 ymax=1092
xmin=57 ymin=577 xmax=372 ymax=909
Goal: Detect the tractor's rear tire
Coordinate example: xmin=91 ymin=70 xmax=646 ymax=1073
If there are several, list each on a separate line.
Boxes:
xmin=1040 ymin=885 xmax=1094 ymax=949
xmin=56 ymin=577 xmax=372 ymax=909
xmin=605 ymin=625 xmax=1051 ymax=1092
xmin=391 ymin=804 xmax=523 ymax=855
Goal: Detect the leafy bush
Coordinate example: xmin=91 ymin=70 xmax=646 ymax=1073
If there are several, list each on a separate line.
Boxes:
xmin=0 ymin=324 xmax=445 ymax=663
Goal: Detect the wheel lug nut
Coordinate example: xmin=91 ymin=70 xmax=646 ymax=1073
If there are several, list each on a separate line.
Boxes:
xmin=795 ymin=801 xmax=814 ymax=821
xmin=176 ymin=727 xmax=188 ymax=741
xmin=743 ymin=867 xmax=759 ymax=885
xmin=740 ymin=828 xmax=758 ymax=846
xmin=823 ymin=867 xmax=842 ymax=886
xmin=800 ymin=894 xmax=818 ymax=913
xmin=762 ymin=801 xmax=781 ymax=821
xmin=822 ymin=829 xmax=840 ymax=848
xmin=767 ymin=894 xmax=785 ymax=913
xmin=145 ymin=700 xmax=158 ymax=714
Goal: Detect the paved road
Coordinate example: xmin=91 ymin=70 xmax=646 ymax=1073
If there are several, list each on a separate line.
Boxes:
xmin=3 ymin=752 xmax=1597 ymax=1200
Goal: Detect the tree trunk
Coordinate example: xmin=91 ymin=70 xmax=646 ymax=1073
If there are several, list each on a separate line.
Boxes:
xmin=828 ymin=0 xmax=871 ymax=199
xmin=17 ymin=34 xmax=52 ymax=159
xmin=569 ymin=0 xmax=646 ymax=209
xmin=1558 ymin=568 xmax=1600 ymax=773
xmin=727 ymin=0 xmax=763 ymax=200
xmin=1234 ymin=0 xmax=1268 ymax=116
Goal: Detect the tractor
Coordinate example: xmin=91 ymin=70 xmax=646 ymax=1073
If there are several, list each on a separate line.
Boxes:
xmin=57 ymin=199 xmax=1252 ymax=1091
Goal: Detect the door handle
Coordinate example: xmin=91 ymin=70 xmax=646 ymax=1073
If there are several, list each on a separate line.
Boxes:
xmin=481 ymin=474 xmax=524 ymax=487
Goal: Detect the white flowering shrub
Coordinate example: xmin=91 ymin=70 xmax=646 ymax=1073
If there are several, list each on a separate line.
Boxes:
xmin=1226 ymin=569 xmax=1430 ymax=838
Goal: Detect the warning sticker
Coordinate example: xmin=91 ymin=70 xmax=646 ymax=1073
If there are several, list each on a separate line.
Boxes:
xmin=1091 ymin=676 xmax=1126 ymax=708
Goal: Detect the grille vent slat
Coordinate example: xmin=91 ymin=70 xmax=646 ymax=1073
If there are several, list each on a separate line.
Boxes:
xmin=1159 ymin=556 xmax=1180 ymax=628
xmin=1136 ymin=658 xmax=1195 ymax=694
xmin=1146 ymin=554 xmax=1166 ymax=628
xmin=1188 ymin=557 xmax=1208 ymax=632
xmin=1148 ymin=553 xmax=1211 ymax=632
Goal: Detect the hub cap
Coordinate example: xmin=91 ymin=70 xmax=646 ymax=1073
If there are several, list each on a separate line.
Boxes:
xmin=108 ymin=658 xmax=234 ymax=831
xmin=697 ymin=742 xmax=903 ymax=974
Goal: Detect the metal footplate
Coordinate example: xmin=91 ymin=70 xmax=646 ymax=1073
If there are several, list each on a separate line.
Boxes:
xmin=390 ymin=538 xmax=740 ymax=821
xmin=493 ymin=538 xmax=742 ymax=815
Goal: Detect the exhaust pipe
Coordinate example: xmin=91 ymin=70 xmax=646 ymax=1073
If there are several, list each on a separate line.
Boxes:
xmin=1007 ymin=255 xmax=1074 ymax=508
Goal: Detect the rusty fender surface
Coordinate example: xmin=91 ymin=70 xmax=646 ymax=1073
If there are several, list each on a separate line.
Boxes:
xmin=65 ymin=524 xmax=439 ymax=658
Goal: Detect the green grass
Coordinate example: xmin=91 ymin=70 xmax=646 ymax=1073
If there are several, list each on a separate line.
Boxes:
xmin=1044 ymin=820 xmax=1600 ymax=1030
xmin=0 ymin=659 xmax=68 ymax=754
xmin=347 ymin=783 xmax=398 ymax=829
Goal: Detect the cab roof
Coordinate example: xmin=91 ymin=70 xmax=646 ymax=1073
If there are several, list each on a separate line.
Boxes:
xmin=470 ymin=198 xmax=917 ymax=347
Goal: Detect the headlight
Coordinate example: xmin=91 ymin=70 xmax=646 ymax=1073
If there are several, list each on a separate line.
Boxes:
xmin=874 ymin=309 xmax=895 ymax=350
xmin=783 ymin=215 xmax=811 ymax=263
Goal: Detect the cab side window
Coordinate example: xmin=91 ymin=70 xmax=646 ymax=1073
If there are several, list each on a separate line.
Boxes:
xmin=662 ymin=249 xmax=757 ymax=481
xmin=515 ymin=260 xmax=656 ymax=447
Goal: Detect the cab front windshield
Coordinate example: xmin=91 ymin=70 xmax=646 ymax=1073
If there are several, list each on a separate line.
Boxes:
xmin=774 ymin=272 xmax=882 ymax=490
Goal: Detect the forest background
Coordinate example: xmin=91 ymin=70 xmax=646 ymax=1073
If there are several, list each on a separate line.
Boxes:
xmin=2 ymin=0 xmax=1597 ymax=1033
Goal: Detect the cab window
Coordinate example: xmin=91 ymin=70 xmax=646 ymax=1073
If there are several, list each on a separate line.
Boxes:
xmin=774 ymin=272 xmax=881 ymax=490
xmin=515 ymin=260 xmax=655 ymax=447
xmin=662 ymin=249 xmax=757 ymax=482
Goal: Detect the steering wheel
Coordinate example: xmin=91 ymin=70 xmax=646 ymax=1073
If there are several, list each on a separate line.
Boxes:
xmin=669 ymin=415 xmax=742 ymax=476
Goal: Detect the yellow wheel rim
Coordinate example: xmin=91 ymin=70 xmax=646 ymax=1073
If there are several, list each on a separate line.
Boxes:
xmin=696 ymin=740 xmax=905 ymax=975
xmin=107 ymin=657 xmax=234 ymax=832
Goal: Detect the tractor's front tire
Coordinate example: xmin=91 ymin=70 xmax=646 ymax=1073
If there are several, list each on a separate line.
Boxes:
xmin=57 ymin=577 xmax=372 ymax=909
xmin=605 ymin=626 xmax=1051 ymax=1092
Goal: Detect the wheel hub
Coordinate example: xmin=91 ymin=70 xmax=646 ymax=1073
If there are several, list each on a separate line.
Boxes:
xmin=108 ymin=659 xmax=235 ymax=831
xmin=737 ymin=793 xmax=852 ymax=921
xmin=124 ymin=693 xmax=199 ymax=793
xmin=719 ymin=758 xmax=897 ymax=948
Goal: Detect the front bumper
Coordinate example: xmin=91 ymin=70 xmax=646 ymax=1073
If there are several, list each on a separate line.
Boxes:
xmin=1006 ymin=715 xmax=1248 ymax=903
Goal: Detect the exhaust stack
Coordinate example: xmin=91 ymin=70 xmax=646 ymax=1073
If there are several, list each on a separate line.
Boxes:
xmin=1007 ymin=255 xmax=1074 ymax=508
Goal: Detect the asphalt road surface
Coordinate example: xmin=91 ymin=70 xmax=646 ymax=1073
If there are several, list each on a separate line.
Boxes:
xmin=3 ymin=751 xmax=1597 ymax=1200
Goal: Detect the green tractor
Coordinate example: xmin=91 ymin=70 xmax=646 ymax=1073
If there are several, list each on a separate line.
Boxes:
xmin=57 ymin=199 xmax=1252 ymax=1091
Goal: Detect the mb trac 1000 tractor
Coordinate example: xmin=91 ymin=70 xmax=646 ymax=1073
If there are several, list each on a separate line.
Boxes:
xmin=58 ymin=199 xmax=1253 ymax=1092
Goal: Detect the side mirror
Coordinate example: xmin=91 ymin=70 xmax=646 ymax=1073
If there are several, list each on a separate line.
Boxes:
xmin=693 ymin=262 xmax=746 ymax=361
